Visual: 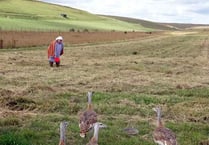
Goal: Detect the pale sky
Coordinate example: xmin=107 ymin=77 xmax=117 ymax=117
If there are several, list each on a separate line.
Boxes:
xmin=40 ymin=0 xmax=209 ymax=24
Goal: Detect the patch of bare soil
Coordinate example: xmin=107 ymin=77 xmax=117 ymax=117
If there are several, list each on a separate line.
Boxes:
xmin=23 ymin=85 xmax=56 ymax=95
xmin=0 ymin=88 xmax=15 ymax=97
xmin=6 ymin=97 xmax=36 ymax=111
xmin=199 ymin=140 xmax=209 ymax=145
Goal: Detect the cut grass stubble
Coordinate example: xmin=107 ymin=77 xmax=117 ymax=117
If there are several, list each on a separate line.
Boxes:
xmin=0 ymin=30 xmax=209 ymax=144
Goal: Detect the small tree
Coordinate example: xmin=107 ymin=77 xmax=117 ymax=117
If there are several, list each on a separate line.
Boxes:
xmin=60 ymin=14 xmax=68 ymax=18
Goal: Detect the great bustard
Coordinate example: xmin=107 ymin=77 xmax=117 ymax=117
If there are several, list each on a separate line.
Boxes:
xmin=79 ymin=92 xmax=97 ymax=138
xmin=58 ymin=121 xmax=68 ymax=145
xmin=86 ymin=122 xmax=107 ymax=145
xmin=152 ymin=106 xmax=177 ymax=145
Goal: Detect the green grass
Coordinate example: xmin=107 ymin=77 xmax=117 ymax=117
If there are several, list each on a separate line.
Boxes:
xmin=0 ymin=132 xmax=30 ymax=145
xmin=0 ymin=0 xmax=153 ymax=31
xmin=0 ymin=30 xmax=209 ymax=144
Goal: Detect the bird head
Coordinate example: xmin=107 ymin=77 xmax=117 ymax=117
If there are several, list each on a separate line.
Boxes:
xmin=152 ymin=106 xmax=161 ymax=114
xmin=95 ymin=122 xmax=107 ymax=129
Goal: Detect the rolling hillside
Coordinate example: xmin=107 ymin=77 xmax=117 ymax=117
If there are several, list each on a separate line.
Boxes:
xmin=161 ymin=22 xmax=209 ymax=29
xmin=100 ymin=15 xmax=177 ymax=30
xmin=0 ymin=0 xmax=154 ymax=32
xmin=104 ymin=15 xmax=209 ymax=30
xmin=1 ymin=0 xmax=208 ymax=32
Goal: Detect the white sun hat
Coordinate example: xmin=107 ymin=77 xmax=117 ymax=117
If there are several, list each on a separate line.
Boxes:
xmin=56 ymin=36 xmax=63 ymax=40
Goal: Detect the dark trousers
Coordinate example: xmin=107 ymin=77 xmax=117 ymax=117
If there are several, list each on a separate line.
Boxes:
xmin=49 ymin=61 xmax=60 ymax=67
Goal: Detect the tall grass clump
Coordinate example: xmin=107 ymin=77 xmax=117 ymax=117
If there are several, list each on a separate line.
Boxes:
xmin=0 ymin=132 xmax=30 ymax=145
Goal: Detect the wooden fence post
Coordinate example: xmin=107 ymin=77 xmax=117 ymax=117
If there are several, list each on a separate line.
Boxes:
xmin=0 ymin=39 xmax=3 ymax=49
xmin=12 ymin=39 xmax=16 ymax=48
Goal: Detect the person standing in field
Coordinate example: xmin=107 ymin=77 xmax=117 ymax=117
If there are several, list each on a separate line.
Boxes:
xmin=47 ymin=36 xmax=64 ymax=67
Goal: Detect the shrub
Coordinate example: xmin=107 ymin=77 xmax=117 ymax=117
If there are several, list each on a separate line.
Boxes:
xmin=83 ymin=28 xmax=89 ymax=32
xmin=69 ymin=28 xmax=75 ymax=32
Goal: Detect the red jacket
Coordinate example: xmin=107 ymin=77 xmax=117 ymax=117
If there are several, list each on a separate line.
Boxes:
xmin=47 ymin=40 xmax=63 ymax=58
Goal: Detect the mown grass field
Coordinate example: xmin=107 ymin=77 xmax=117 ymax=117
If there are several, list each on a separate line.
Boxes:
xmin=0 ymin=0 xmax=152 ymax=32
xmin=0 ymin=29 xmax=209 ymax=145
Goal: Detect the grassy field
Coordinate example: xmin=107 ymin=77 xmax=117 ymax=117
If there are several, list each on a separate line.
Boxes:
xmin=0 ymin=29 xmax=209 ymax=145
xmin=0 ymin=0 xmax=152 ymax=32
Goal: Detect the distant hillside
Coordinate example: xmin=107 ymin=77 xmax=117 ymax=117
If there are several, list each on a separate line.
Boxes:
xmin=100 ymin=15 xmax=177 ymax=30
xmin=0 ymin=0 xmax=153 ymax=32
xmin=1 ymin=0 xmax=207 ymax=32
xmin=102 ymin=15 xmax=209 ymax=30
xmin=160 ymin=23 xmax=209 ymax=29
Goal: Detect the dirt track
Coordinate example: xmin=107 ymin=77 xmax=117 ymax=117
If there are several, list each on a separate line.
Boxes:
xmin=0 ymin=31 xmax=162 ymax=48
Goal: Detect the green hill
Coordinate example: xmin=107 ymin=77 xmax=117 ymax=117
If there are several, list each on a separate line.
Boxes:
xmin=100 ymin=15 xmax=177 ymax=30
xmin=103 ymin=15 xmax=209 ymax=30
xmin=0 ymin=0 xmax=154 ymax=32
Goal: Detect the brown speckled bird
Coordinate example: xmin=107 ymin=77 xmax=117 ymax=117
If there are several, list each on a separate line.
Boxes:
xmin=86 ymin=122 xmax=107 ymax=145
xmin=79 ymin=92 xmax=97 ymax=138
xmin=152 ymin=106 xmax=177 ymax=145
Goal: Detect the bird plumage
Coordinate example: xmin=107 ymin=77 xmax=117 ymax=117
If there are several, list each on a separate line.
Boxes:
xmin=79 ymin=92 xmax=97 ymax=138
xmin=58 ymin=121 xmax=68 ymax=145
xmin=86 ymin=122 xmax=107 ymax=145
xmin=152 ymin=107 xmax=177 ymax=145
